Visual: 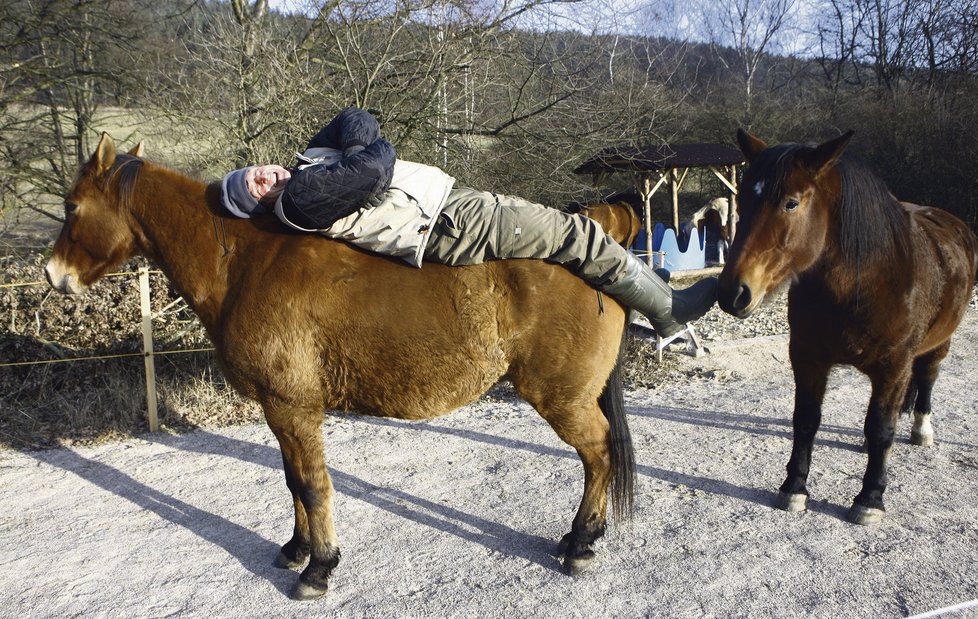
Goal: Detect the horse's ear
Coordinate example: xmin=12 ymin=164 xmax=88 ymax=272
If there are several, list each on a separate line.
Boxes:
xmin=804 ymin=130 xmax=854 ymax=176
xmin=736 ymin=128 xmax=767 ymax=162
xmin=94 ymin=132 xmax=117 ymax=173
xmin=128 ymin=142 xmax=145 ymax=158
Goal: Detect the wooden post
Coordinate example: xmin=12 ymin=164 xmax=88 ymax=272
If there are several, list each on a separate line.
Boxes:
xmin=633 ymin=172 xmax=669 ymax=265
xmin=641 ymin=176 xmax=653 ymax=265
xmin=670 ymin=168 xmax=680 ymax=232
xmin=138 ymin=266 xmax=159 ymax=432
xmin=728 ymin=164 xmax=738 ymax=242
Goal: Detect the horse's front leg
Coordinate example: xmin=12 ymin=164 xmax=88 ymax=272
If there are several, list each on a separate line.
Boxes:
xmin=265 ymin=401 xmax=341 ymax=600
xmin=848 ymin=364 xmax=912 ymax=525
xmin=777 ymin=354 xmax=830 ymax=513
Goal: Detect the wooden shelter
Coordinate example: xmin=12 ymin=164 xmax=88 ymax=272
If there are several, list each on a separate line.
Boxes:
xmin=575 ymin=143 xmax=745 ymax=266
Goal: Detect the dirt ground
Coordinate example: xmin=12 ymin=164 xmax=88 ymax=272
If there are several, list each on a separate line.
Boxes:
xmin=2 ymin=306 xmax=978 ymax=618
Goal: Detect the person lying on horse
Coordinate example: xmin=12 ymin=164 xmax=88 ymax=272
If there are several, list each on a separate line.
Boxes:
xmin=219 ymin=107 xmax=717 ymax=340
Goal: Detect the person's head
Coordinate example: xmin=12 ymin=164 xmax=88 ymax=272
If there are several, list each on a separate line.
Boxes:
xmin=245 ymin=165 xmax=291 ymax=203
xmin=221 ymin=164 xmax=292 ymax=218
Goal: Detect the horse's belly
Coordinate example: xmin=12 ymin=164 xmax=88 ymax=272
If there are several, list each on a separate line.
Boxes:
xmin=326 ymin=384 xmax=492 ymax=419
xmin=916 ymin=299 xmax=969 ymax=355
xmin=319 ymin=328 xmax=510 ymax=420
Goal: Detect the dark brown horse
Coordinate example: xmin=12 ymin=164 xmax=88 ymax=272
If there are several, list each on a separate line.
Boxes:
xmin=719 ymin=130 xmax=978 ymax=525
xmin=45 ymin=135 xmax=636 ymax=599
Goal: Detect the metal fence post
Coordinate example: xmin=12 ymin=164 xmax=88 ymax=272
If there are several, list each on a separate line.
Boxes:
xmin=138 ymin=266 xmax=160 ymax=431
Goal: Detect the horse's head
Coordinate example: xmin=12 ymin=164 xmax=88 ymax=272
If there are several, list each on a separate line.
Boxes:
xmin=718 ymin=129 xmax=854 ymax=318
xmin=45 ymin=133 xmax=145 ymax=294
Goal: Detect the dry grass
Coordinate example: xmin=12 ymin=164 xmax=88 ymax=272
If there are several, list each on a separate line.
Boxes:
xmin=1 ymin=346 xmax=262 ymax=450
xmin=0 ymin=253 xmax=260 ymax=450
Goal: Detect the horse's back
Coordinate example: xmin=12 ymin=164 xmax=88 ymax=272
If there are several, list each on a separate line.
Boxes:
xmin=220 ymin=235 xmax=626 ymax=418
xmin=906 ymin=203 xmax=978 ymax=265
xmin=576 ymin=201 xmax=641 ymax=248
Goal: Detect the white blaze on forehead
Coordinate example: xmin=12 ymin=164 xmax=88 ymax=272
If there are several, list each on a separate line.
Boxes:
xmin=753 ymin=181 xmax=765 ymax=196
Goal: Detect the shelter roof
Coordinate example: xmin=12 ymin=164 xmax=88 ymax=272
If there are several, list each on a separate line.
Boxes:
xmin=574 ymin=143 xmax=744 ymax=175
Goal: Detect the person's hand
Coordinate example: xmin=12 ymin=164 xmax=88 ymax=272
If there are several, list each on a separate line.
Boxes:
xmin=246 ymin=165 xmax=292 ymax=204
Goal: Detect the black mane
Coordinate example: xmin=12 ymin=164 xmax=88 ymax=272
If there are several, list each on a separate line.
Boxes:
xmin=835 ymin=155 xmax=911 ymax=269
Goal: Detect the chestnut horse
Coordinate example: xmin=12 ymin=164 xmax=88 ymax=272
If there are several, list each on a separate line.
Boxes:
xmin=45 ymin=135 xmax=636 ymax=599
xmin=566 ymin=194 xmax=643 ymax=249
xmin=719 ymin=130 xmax=978 ymax=525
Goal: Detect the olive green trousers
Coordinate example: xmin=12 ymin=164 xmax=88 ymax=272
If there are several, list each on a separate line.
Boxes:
xmin=422 ymin=187 xmax=629 ymax=287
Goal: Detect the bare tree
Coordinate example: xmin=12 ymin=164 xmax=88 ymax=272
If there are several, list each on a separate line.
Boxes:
xmin=292 ymin=1 xmax=587 ymax=143
xmin=814 ymin=0 xmax=978 ymax=96
xmin=0 ymin=0 xmax=145 ymax=222
xmin=264 ymin=0 xmax=679 ymax=201
xmin=693 ymin=0 xmax=799 ymax=127
xmin=148 ymin=1 xmax=320 ymax=174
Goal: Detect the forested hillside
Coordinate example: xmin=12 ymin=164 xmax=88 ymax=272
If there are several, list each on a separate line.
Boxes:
xmin=3 ymin=0 xmax=977 ymax=230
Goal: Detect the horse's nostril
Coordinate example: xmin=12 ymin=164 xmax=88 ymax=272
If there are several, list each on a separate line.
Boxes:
xmin=731 ymin=283 xmax=752 ymax=312
xmin=43 ymin=263 xmax=62 ymax=291
xmin=44 ymin=261 xmax=73 ymax=293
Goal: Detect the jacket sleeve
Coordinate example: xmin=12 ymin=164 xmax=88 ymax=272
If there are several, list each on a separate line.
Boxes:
xmin=303 ymin=108 xmax=382 ymax=156
xmin=278 ymin=138 xmax=396 ymax=230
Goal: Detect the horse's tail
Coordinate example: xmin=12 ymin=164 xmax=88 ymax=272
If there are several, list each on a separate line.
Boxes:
xmin=599 ymin=321 xmax=635 ymax=522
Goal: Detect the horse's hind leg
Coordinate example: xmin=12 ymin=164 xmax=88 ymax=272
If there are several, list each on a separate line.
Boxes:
xmin=538 ymin=402 xmax=613 ymax=575
xmin=849 ymin=361 xmax=913 ymax=525
xmin=274 ymin=462 xmax=311 ymax=569
xmin=264 ymin=401 xmax=341 ymax=600
xmin=907 ymin=342 xmax=951 ymax=447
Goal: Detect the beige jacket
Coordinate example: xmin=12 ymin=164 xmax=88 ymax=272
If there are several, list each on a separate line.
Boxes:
xmin=275 ymin=148 xmax=456 ymax=267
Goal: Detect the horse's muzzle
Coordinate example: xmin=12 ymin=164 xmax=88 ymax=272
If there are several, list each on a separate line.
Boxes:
xmin=44 ymin=259 xmax=86 ymax=295
xmin=718 ymin=279 xmax=755 ymax=318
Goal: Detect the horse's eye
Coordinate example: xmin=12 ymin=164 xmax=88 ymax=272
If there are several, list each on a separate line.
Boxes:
xmin=64 ymin=201 xmax=78 ymax=214
xmin=784 ymin=199 xmax=800 ymax=212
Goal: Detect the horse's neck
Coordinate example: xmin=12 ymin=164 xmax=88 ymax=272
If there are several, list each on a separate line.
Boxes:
xmin=806 ymin=208 xmax=907 ymax=307
xmin=132 ymin=168 xmax=233 ymax=328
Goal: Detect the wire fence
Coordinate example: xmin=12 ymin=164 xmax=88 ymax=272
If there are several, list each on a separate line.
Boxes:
xmin=1 ymin=267 xmax=214 ymax=431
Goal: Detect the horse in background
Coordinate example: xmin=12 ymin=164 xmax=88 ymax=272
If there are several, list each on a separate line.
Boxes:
xmin=719 ymin=129 xmax=978 ymax=525
xmin=691 ymin=197 xmax=736 ymax=264
xmin=45 ymin=134 xmax=636 ymax=600
xmin=573 ymin=192 xmax=735 ymax=265
xmin=565 ymin=191 xmax=643 ymax=248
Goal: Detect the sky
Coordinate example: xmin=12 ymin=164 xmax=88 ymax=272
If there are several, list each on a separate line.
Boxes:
xmin=264 ymin=0 xmax=664 ymax=34
xmin=265 ymin=0 xmax=821 ymax=51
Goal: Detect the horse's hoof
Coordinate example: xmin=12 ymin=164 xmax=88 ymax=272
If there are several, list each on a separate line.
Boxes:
xmin=912 ymin=413 xmax=934 ymax=447
xmin=775 ymin=491 xmax=808 ymax=512
xmin=556 ymin=533 xmax=572 ymax=555
xmin=562 ymin=550 xmax=596 ymax=576
xmin=910 ymin=430 xmax=934 ymax=447
xmin=291 ymin=580 xmax=328 ymax=601
xmin=847 ymin=504 xmax=885 ymax=525
xmin=275 ymin=550 xmax=305 ymax=570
